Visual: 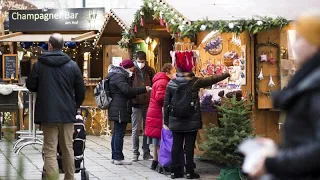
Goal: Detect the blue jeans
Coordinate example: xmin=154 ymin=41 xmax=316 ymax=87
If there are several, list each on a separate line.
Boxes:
xmin=111 ymin=121 xmax=127 ymax=160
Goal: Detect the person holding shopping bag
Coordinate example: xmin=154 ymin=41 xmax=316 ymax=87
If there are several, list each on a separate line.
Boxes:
xmin=163 ymin=61 xmax=230 ymax=179
xmin=145 ymin=63 xmax=176 ymax=170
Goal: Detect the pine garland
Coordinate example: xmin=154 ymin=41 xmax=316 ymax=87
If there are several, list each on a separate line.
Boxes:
xmin=118 ymin=0 xmax=290 ymax=49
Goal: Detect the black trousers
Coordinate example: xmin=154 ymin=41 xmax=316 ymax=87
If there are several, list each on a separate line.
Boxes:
xmin=171 ymin=131 xmax=198 ymax=173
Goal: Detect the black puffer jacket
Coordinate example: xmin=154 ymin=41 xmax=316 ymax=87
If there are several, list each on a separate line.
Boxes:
xmin=265 ymin=53 xmax=320 ymax=179
xmin=163 ymin=72 xmax=230 ymax=132
xmin=26 ymin=50 xmax=85 ymax=124
xmin=107 ymin=65 xmax=147 ymax=123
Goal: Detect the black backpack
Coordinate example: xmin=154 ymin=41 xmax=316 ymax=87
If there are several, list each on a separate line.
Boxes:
xmin=169 ymin=78 xmax=197 ymax=119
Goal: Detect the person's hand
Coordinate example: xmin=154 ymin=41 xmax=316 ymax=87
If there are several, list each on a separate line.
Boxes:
xmin=146 ymin=86 xmax=152 ymax=92
xmin=249 ymin=156 xmax=266 ymax=179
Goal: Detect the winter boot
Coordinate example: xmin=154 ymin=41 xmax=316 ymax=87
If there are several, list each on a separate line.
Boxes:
xmin=151 ymin=160 xmax=158 ymax=170
xmin=185 ymin=166 xmax=200 ymax=179
xmin=170 ymin=166 xmax=184 ymax=179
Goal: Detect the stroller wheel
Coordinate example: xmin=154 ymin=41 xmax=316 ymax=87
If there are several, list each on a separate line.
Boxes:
xmin=81 ymin=170 xmax=89 ymax=180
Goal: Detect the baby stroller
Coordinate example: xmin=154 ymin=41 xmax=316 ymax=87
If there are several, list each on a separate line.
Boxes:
xmin=42 ymin=107 xmax=89 ymax=180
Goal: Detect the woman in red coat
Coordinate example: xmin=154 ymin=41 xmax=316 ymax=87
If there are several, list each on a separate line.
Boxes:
xmin=145 ymin=63 xmax=176 ymax=170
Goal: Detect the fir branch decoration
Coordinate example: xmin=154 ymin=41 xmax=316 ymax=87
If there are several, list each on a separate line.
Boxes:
xmin=118 ymin=0 xmax=291 ymax=49
xmin=201 ymin=96 xmax=255 ymax=166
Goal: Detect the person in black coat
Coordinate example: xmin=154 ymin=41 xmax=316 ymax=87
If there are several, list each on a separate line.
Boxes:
xmin=163 ymin=63 xmax=230 ymax=179
xmin=107 ymin=59 xmax=151 ymax=165
xmin=249 ymin=11 xmax=320 ymax=180
xmin=26 ymin=33 xmax=85 ymax=180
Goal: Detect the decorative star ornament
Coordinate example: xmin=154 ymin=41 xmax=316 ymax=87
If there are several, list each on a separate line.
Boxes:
xmin=122 ymin=38 xmax=130 ymax=44
xmin=171 ymin=33 xmax=177 ymax=39
xmin=152 ymin=14 xmax=158 ymax=20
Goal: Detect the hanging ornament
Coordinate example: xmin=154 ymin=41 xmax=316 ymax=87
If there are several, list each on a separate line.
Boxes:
xmin=159 ymin=12 xmax=164 ymax=26
xmin=228 ymin=23 xmax=235 ymax=29
xmin=153 ymin=6 xmax=158 ymax=11
xmin=257 ymin=20 xmax=263 ymax=26
xmin=200 ymin=25 xmax=207 ymax=31
xmin=140 ymin=16 xmax=144 ymax=26
xmin=177 ymin=32 xmax=181 ymax=37
xmin=166 ymin=22 xmax=170 ymax=32
xmin=260 ymin=52 xmax=267 ymax=62
xmin=258 ymin=68 xmax=264 ymax=80
xmin=269 ymin=51 xmax=276 ymax=64
xmin=179 ymin=25 xmax=184 ymax=31
xmin=134 ymin=25 xmax=138 ymax=33
xmin=268 ymin=73 xmax=275 ymax=87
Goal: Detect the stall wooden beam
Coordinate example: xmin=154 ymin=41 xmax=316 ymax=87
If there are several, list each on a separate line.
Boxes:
xmin=99 ymin=37 xmax=122 ymax=45
xmin=71 ymin=31 xmax=96 ymax=41
xmin=0 ymin=32 xmax=23 ymax=40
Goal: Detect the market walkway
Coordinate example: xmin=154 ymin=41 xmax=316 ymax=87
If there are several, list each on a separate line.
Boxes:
xmin=0 ymin=136 xmax=220 ymax=180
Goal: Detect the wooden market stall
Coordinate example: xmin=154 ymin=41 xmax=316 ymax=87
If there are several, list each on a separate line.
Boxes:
xmin=0 ymin=7 xmax=107 ymax=135
xmin=113 ymin=0 xmax=320 ymax=153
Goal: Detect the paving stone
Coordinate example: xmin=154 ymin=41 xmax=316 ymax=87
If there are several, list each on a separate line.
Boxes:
xmin=0 ymin=136 xmax=220 ymax=180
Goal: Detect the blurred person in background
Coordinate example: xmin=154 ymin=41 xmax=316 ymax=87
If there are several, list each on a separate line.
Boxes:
xmin=249 ymin=10 xmax=320 ymax=179
xmin=145 ymin=63 xmax=176 ymax=170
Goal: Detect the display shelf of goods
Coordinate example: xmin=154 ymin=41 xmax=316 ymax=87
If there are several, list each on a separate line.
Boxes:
xmin=204 ymin=36 xmax=223 ymax=55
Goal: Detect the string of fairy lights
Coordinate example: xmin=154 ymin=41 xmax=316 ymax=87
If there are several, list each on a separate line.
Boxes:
xmin=86 ymin=106 xmax=111 ymax=136
xmin=17 ymin=41 xmax=103 ymax=60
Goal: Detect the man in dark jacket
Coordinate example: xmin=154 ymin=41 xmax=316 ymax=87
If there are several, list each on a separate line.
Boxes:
xmin=26 ymin=33 xmax=85 ymax=180
xmin=131 ymin=51 xmax=156 ymax=161
xmin=249 ymin=10 xmax=320 ymax=180
xmin=163 ymin=62 xmax=230 ymax=179
xmin=108 ymin=59 xmax=151 ymax=165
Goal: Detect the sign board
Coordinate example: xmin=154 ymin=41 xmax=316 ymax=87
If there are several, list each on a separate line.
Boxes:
xmin=9 ymin=8 xmax=105 ymax=32
xmin=112 ymin=57 xmax=122 ymax=66
xmin=2 ymin=54 xmax=18 ymax=80
xmin=132 ymin=42 xmax=147 ymax=61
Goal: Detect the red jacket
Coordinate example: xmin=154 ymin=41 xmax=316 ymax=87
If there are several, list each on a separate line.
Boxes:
xmin=145 ymin=72 xmax=170 ymax=139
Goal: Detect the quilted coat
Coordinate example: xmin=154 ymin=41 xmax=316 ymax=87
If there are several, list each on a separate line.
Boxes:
xmin=145 ymin=72 xmax=170 ymax=139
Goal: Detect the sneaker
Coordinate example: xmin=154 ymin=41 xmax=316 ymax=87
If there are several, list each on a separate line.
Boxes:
xmin=132 ymin=154 xmax=139 ymax=162
xmin=143 ymin=153 xmax=153 ymax=160
xmin=111 ymin=160 xmax=114 ymax=164
xmin=114 ymin=160 xmax=132 ymax=165
xmin=186 ymin=172 xmax=200 ymax=179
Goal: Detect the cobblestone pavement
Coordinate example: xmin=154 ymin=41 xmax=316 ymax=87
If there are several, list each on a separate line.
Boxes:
xmin=0 ymin=136 xmax=220 ymax=180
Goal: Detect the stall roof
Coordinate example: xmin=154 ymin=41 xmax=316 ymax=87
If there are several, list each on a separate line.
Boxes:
xmin=164 ymin=0 xmax=320 ymax=21
xmin=0 ymin=31 xmax=96 ymax=42
xmin=95 ymin=8 xmax=138 ymax=45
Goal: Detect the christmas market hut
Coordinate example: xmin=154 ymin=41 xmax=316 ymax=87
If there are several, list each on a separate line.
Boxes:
xmin=94 ymin=8 xmax=138 ymax=78
xmin=0 ymin=7 xmax=108 ymax=135
xmin=115 ymin=0 xmax=320 ymax=149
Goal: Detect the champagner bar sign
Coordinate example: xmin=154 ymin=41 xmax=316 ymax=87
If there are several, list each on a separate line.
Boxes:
xmin=9 ymin=8 xmax=105 ymax=32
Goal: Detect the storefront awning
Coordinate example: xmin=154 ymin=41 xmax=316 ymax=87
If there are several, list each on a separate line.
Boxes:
xmin=0 ymin=31 xmax=96 ymax=42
